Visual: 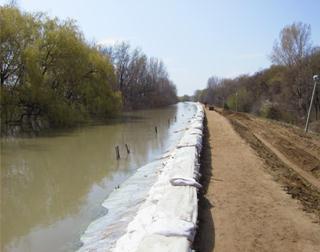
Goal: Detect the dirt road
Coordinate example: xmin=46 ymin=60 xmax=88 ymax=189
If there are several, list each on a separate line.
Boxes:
xmin=195 ymin=109 xmax=320 ymax=252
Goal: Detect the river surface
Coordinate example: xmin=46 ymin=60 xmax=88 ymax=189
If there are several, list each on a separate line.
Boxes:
xmin=0 ymin=102 xmax=197 ymax=252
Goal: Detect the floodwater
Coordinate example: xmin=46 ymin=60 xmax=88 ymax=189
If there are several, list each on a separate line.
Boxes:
xmin=0 ymin=102 xmax=197 ymax=252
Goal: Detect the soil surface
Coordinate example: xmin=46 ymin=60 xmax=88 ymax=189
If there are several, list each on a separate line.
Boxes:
xmin=195 ymin=109 xmax=320 ymax=252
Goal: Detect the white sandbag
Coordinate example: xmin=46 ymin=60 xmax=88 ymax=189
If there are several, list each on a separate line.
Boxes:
xmin=148 ymin=218 xmax=196 ymax=241
xmin=170 ymin=177 xmax=202 ymax=188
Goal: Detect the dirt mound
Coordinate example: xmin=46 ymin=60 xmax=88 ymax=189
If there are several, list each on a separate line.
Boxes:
xmin=225 ymin=111 xmax=320 ymax=219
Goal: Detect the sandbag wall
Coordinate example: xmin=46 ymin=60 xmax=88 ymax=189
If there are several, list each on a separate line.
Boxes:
xmin=112 ymin=103 xmax=204 ymax=252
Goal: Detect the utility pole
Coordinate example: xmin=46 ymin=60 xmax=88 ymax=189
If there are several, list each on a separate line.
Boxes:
xmin=305 ymin=75 xmax=319 ymax=133
xmin=235 ymin=92 xmax=238 ymax=112
xmin=220 ymin=96 xmax=225 ymax=108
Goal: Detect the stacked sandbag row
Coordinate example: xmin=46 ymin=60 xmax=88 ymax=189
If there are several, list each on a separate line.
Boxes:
xmin=78 ymin=159 xmax=164 ymax=252
xmin=112 ymin=103 xmax=204 ymax=252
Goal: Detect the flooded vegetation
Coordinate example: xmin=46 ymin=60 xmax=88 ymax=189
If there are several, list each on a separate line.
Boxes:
xmin=0 ymin=5 xmax=177 ymax=134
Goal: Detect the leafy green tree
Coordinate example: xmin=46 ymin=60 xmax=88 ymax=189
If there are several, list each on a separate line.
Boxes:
xmin=1 ymin=5 xmax=121 ymax=132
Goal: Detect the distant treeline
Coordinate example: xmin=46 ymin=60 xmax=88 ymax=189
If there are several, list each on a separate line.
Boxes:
xmin=194 ymin=22 xmax=320 ymax=127
xmin=102 ymin=43 xmax=178 ymax=110
xmin=0 ymin=5 xmax=177 ymax=132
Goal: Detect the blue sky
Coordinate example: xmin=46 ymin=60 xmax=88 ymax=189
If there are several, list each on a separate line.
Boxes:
xmin=2 ymin=0 xmax=320 ymax=95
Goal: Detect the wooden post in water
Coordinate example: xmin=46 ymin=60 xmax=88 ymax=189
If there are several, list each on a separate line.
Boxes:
xmin=168 ymin=118 xmax=170 ymax=127
xmin=125 ymin=144 xmax=130 ymax=154
xmin=175 ymin=116 xmax=177 ymax=122
xmin=155 ymin=126 xmax=158 ymax=134
xmin=115 ymin=146 xmax=120 ymax=160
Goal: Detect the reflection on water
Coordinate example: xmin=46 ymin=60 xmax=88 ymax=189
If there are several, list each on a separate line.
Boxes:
xmin=0 ymin=102 xmax=197 ymax=252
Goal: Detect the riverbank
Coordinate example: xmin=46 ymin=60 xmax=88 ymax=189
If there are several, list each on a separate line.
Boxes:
xmin=196 ymin=108 xmax=320 ymax=251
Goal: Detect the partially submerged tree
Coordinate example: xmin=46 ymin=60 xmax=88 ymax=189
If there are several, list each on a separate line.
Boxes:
xmin=0 ymin=5 xmax=121 ymax=130
xmin=1 ymin=5 xmax=177 ymax=133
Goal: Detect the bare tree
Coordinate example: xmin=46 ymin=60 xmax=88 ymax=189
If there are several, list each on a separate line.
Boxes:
xmin=271 ymin=22 xmax=312 ymax=67
xmin=207 ymin=76 xmax=221 ymax=89
xmin=101 ymin=42 xmax=177 ymax=109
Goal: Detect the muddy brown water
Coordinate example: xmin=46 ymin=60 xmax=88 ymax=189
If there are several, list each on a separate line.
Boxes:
xmin=0 ymin=102 xmax=197 ymax=252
